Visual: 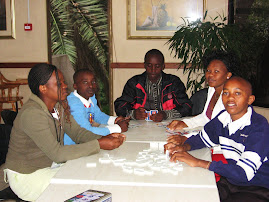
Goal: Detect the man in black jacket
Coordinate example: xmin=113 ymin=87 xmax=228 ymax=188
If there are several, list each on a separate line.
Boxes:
xmin=114 ymin=49 xmax=192 ymax=122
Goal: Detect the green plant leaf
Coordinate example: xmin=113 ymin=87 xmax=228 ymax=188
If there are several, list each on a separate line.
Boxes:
xmin=50 ymin=0 xmax=77 ymax=65
xmin=166 ymin=11 xmax=269 ymax=93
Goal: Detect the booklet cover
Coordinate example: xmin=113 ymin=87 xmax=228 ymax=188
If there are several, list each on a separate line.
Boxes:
xmin=65 ymin=189 xmax=112 ymax=202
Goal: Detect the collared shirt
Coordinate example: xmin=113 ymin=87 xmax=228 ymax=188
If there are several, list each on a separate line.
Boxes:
xmin=218 ymin=107 xmax=252 ymax=136
xmin=73 ymin=90 xmax=116 ymax=125
xmin=186 ymin=106 xmax=269 ymax=187
xmin=144 ymin=76 xmax=162 ymax=110
xmin=74 ymin=90 xmax=94 ymax=108
xmin=51 ymin=108 xmax=59 ymax=120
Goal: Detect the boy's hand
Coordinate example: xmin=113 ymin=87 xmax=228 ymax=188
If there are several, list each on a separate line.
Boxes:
xmin=164 ymin=143 xmax=191 ymax=154
xmin=167 ymin=135 xmax=187 ymax=145
xmin=150 ymin=111 xmax=166 ymax=122
xmin=115 ymin=116 xmax=125 ymax=124
xmin=98 ymin=134 xmax=125 ymax=150
xmin=164 ymin=142 xmax=177 ymax=153
xmin=117 ymin=120 xmax=129 ymax=132
xmin=167 ymin=120 xmax=188 ymax=131
xmin=134 ymin=107 xmax=147 ymax=120
xmin=170 ymin=151 xmax=200 ymax=167
xmin=170 ymin=152 xmax=210 ymax=169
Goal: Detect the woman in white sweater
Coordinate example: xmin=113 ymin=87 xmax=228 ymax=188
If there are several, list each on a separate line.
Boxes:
xmin=168 ymin=51 xmax=237 ymax=130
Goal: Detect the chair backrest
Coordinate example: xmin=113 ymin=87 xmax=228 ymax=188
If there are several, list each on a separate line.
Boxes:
xmin=0 ymin=72 xmax=12 ymax=85
xmin=0 ymin=85 xmax=10 ymax=99
xmin=0 ymin=124 xmax=12 ymax=166
xmin=190 ymin=88 xmax=208 ymax=116
xmin=0 ymin=84 xmax=20 ymax=99
xmin=0 ymin=71 xmax=28 ymax=86
xmin=1 ymin=110 xmax=17 ymax=126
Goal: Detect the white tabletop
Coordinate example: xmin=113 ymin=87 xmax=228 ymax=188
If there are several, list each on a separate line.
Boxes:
xmin=37 ymin=141 xmax=219 ymax=202
xmin=124 ymin=120 xmax=170 ymax=143
xmin=38 ymin=184 xmax=219 ymax=202
xmin=125 ymin=120 xmax=201 ymax=143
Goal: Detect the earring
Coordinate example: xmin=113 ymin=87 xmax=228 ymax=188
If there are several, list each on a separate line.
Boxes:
xmin=227 ymin=77 xmax=229 ymax=79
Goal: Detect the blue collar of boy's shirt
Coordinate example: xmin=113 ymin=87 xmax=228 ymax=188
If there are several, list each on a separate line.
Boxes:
xmin=73 ymin=90 xmax=95 ymax=108
xmin=218 ymin=106 xmax=252 ymax=136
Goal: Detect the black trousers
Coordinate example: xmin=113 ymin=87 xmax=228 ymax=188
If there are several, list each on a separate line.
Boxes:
xmin=217 ymin=177 xmax=269 ymax=202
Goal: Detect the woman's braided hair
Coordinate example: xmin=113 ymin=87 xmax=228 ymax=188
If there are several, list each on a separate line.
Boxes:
xmin=28 ymin=63 xmax=71 ymax=125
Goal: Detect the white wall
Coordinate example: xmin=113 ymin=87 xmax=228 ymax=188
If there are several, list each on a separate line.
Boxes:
xmin=0 ymin=0 xmax=48 ymax=112
xmin=253 ymin=106 xmax=269 ymax=122
xmin=110 ymin=0 xmax=228 ymax=113
xmin=0 ymin=0 xmax=48 ymax=62
xmin=111 ymin=0 xmax=228 ymax=63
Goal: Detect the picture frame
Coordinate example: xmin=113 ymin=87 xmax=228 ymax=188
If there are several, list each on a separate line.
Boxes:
xmin=0 ymin=0 xmax=15 ymax=39
xmin=127 ymin=0 xmax=206 ymax=39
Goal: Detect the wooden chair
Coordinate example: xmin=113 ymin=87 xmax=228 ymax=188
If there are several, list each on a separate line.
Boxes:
xmin=0 ymin=71 xmax=28 ymax=86
xmin=0 ymin=84 xmax=23 ymax=113
xmin=0 ymin=72 xmax=26 ymax=121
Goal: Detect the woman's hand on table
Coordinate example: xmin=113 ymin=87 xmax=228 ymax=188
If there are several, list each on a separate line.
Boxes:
xmin=167 ymin=135 xmax=187 ymax=145
xmin=98 ymin=134 xmax=125 ymax=150
xmin=167 ymin=120 xmax=188 ymax=130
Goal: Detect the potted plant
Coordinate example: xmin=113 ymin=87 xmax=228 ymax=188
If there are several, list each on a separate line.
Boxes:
xmin=166 ymin=10 xmax=268 ymax=95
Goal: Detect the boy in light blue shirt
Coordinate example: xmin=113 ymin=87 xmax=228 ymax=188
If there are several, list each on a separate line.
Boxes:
xmin=64 ymin=69 xmax=129 ymax=145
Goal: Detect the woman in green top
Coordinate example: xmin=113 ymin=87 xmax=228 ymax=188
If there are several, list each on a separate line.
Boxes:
xmin=3 ymin=63 xmax=125 ymax=201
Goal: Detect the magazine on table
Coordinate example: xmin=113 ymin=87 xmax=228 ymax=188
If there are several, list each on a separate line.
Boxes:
xmin=65 ymin=189 xmax=112 ymax=202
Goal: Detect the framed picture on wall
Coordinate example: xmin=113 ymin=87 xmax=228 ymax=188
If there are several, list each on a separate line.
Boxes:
xmin=0 ymin=0 xmax=15 ymax=39
xmin=127 ymin=0 xmax=205 ymax=39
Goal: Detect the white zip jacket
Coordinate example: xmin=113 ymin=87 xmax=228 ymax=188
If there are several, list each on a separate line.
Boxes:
xmin=183 ymin=87 xmax=225 ymax=129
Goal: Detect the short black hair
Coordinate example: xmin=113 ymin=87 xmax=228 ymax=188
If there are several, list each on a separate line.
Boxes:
xmin=202 ymin=50 xmax=238 ymax=75
xmin=228 ymin=76 xmax=253 ymax=95
xmin=28 ymin=63 xmax=58 ymax=96
xmin=144 ymin=49 xmax=165 ymax=64
xmin=73 ymin=69 xmax=94 ymax=84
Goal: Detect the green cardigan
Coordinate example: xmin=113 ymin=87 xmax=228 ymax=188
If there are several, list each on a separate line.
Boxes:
xmin=5 ymin=94 xmax=101 ymax=174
